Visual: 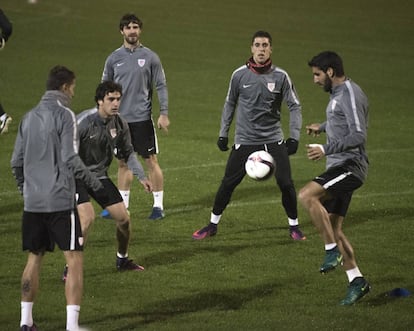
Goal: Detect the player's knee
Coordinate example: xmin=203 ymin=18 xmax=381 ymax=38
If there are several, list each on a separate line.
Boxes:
xmin=298 ymin=186 xmax=312 ymax=207
xmin=116 ymin=216 xmax=130 ymax=229
xmin=80 ymin=214 xmax=94 ymax=233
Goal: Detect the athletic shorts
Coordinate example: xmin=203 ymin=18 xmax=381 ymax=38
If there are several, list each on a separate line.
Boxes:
xmin=313 ymin=162 xmax=363 ymax=217
xmin=128 ymin=120 xmax=158 ymax=158
xmin=76 ymin=178 xmax=123 ymax=209
xmin=22 ymin=209 xmax=83 ymax=252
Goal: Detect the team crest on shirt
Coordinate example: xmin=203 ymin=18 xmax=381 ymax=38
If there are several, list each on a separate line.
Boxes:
xmin=138 ymin=59 xmax=146 ymax=67
xmin=267 ymin=83 xmax=275 ymax=92
xmin=110 ymin=128 xmax=117 ymax=138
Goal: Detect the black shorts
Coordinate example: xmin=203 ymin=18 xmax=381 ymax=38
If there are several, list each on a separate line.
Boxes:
xmin=128 ymin=120 xmax=158 ymax=158
xmin=76 ymin=178 xmax=123 ymax=208
xmin=313 ymin=163 xmax=363 ymax=217
xmin=22 ymin=209 xmax=83 ymax=252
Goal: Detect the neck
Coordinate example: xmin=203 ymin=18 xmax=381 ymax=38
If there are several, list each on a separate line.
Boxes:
xmin=246 ymin=57 xmax=272 ymax=74
xmin=124 ymin=41 xmax=140 ymax=50
xmin=97 ymin=107 xmax=108 ymax=120
xmin=332 ymin=76 xmax=347 ymax=87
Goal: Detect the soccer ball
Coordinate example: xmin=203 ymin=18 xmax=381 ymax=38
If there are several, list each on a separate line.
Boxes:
xmin=245 ymin=150 xmax=275 ymax=181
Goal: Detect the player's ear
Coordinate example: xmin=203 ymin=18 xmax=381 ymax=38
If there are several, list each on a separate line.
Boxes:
xmin=60 ymin=83 xmax=69 ymax=93
xmin=327 ymin=67 xmax=334 ymax=78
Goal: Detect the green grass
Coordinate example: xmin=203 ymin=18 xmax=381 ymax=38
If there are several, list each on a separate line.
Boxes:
xmin=1 ymin=0 xmax=414 ymax=330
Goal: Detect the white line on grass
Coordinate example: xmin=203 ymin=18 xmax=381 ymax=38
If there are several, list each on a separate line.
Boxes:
xmin=163 ymin=147 xmax=414 ymax=172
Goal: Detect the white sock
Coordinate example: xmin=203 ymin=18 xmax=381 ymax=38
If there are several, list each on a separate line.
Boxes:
xmin=20 ymin=302 xmax=34 ymax=327
xmin=153 ymin=191 xmax=164 ymax=209
xmin=346 ymin=267 xmax=363 ymax=283
xmin=325 ymin=243 xmax=337 ymax=251
xmin=119 ymin=190 xmax=130 ymax=209
xmin=0 ymin=113 xmax=6 ymax=122
xmin=210 ymin=213 xmax=221 ymax=225
xmin=117 ymin=252 xmax=128 ymax=259
xmin=288 ymin=218 xmax=299 ymax=226
xmin=66 ymin=305 xmax=80 ymax=331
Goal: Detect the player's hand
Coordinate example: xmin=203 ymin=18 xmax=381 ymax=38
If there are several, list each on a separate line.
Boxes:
xmin=306 ymin=124 xmax=321 ymax=137
xmin=306 ymin=144 xmax=325 ymax=161
xmin=285 ymin=138 xmax=299 ymax=155
xmin=12 ymin=167 xmax=24 ymax=195
xmin=139 ymin=178 xmax=153 ymax=193
xmin=217 ymin=137 xmax=229 ymax=151
xmin=157 ymin=114 xmax=170 ymax=133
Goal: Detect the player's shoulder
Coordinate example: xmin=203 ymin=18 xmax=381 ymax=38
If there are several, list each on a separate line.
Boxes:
xmin=106 ymin=46 xmax=127 ymax=61
xmin=55 ymin=100 xmax=76 ymax=119
xmin=231 ymin=64 xmax=249 ymax=78
xmin=77 ymin=107 xmax=98 ymax=125
xmin=273 ymin=66 xmax=290 ymax=77
xmin=138 ymin=45 xmax=162 ymax=61
xmin=140 ymin=44 xmax=157 ymax=54
xmin=114 ymin=113 xmax=129 ymax=128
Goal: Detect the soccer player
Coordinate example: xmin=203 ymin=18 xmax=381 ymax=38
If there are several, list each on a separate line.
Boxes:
xmin=0 ymin=8 xmax=13 ymax=134
xmin=11 ymin=65 xmax=103 ymax=331
xmin=101 ymin=13 xmax=169 ymax=220
xmin=298 ymin=51 xmax=370 ymax=305
xmin=72 ymin=81 xmax=152 ymax=274
xmin=192 ymin=30 xmax=306 ymax=241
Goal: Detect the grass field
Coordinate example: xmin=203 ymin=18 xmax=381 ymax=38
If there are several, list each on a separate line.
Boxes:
xmin=1 ymin=0 xmax=413 ymax=330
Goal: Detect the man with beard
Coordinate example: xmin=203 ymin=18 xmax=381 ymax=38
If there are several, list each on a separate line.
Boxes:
xmin=101 ymin=13 xmax=169 ymax=220
xmin=192 ymin=30 xmax=306 ymax=241
xmin=299 ymin=51 xmax=370 ymax=305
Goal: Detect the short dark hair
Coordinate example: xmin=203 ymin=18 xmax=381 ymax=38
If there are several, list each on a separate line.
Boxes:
xmin=308 ymin=51 xmax=345 ymax=77
xmin=251 ymin=30 xmax=272 ymax=46
xmin=95 ymin=81 xmax=123 ymax=105
xmin=119 ymin=13 xmax=143 ymax=30
xmin=46 ymin=65 xmax=75 ymax=91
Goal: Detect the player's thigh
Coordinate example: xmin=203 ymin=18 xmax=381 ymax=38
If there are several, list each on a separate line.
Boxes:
xmin=223 ymin=145 xmax=254 ymax=178
xmin=106 ymin=201 xmax=129 ymax=222
xmin=76 ymin=179 xmax=91 ymax=205
xmin=267 ymin=142 xmax=293 ymax=186
xmin=49 ymin=209 xmax=83 ymax=251
xmin=77 ymin=201 xmax=95 ymax=225
xmin=317 ymin=168 xmax=361 ymax=216
xmin=129 ymin=120 xmax=158 ymax=156
xmin=91 ymin=178 xmax=123 ymax=209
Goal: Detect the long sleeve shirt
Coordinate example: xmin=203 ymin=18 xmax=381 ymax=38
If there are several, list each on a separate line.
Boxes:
xmin=219 ymin=64 xmax=302 ymax=144
xmin=76 ymin=107 xmax=146 ymax=180
xmin=11 ymin=91 xmax=102 ymax=212
xmin=102 ymin=45 xmax=168 ymax=123
xmin=320 ymin=79 xmax=369 ymax=182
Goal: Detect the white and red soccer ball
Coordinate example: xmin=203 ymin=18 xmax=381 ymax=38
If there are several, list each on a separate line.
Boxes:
xmin=245 ymin=150 xmax=275 ymax=181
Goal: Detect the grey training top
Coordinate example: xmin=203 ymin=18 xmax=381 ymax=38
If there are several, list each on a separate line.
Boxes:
xmin=219 ymin=64 xmax=302 ymax=144
xmin=76 ymin=107 xmax=147 ymax=180
xmin=320 ymin=79 xmax=369 ymax=182
xmin=102 ymin=45 xmax=168 ymax=123
xmin=11 ymin=91 xmax=103 ymax=213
